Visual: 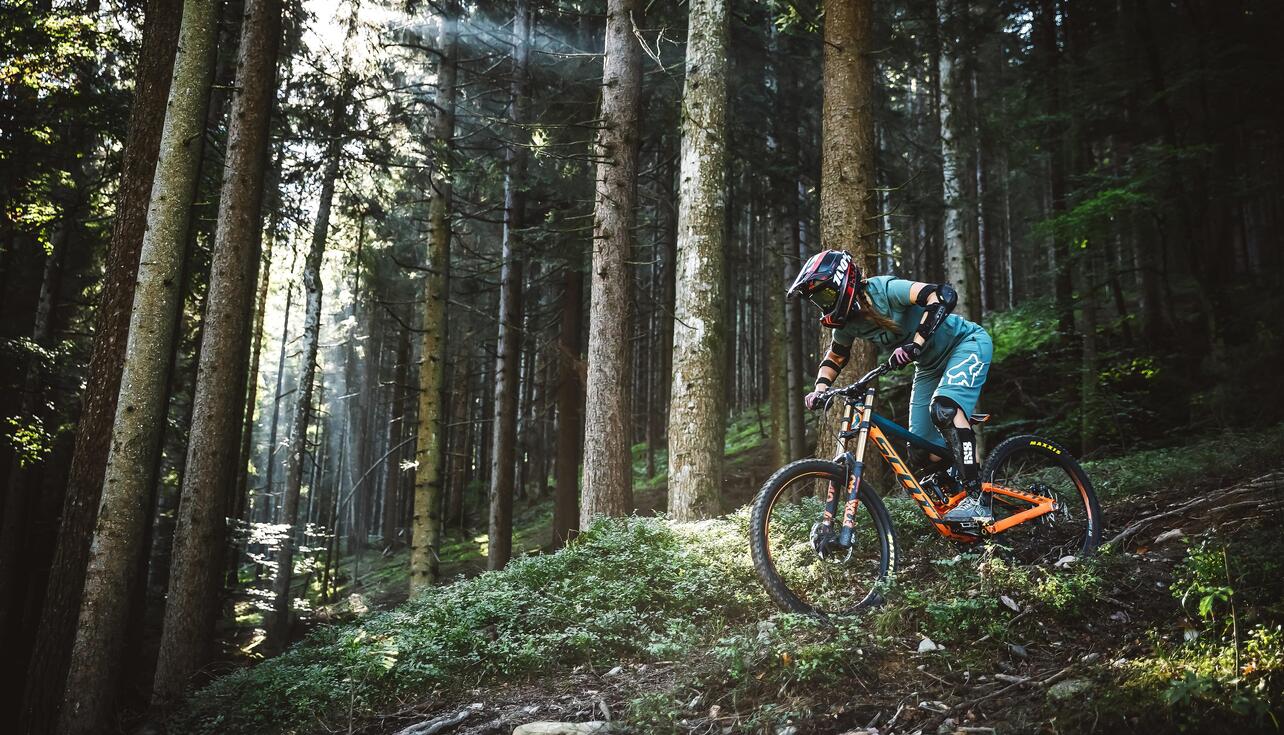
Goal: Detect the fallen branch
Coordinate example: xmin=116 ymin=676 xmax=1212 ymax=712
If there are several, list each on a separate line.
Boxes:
xmin=392 ymin=709 xmax=473 ymax=735
xmin=1105 ymin=474 xmax=1282 ymax=548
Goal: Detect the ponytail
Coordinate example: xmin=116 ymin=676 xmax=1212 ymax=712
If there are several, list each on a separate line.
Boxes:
xmin=855 ymin=288 xmax=900 ymax=335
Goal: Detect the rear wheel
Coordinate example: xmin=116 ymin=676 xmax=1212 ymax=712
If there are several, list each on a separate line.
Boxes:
xmin=750 ymin=459 xmax=898 ymax=616
xmin=981 ymin=435 xmax=1103 ymax=562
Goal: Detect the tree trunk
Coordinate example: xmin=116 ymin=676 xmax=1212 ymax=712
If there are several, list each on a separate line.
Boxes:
xmin=1037 ymin=0 xmax=1074 ymax=335
xmin=488 ymin=0 xmax=530 ymax=570
xmin=937 ymin=0 xmax=974 ymax=320
xmin=255 ymin=276 xmax=293 ymax=560
xmin=667 ymin=0 xmax=728 ymax=521
xmin=381 ymin=327 xmax=410 ymax=548
xmin=972 ymin=69 xmax=990 ymax=315
xmin=18 ymin=1 xmax=181 ymax=728
xmin=227 ymin=226 xmax=274 ymax=586
xmin=267 ymin=108 xmax=341 ymax=652
xmin=552 ymin=269 xmax=584 ymax=549
xmin=580 ymin=0 xmax=641 ymax=526
xmin=0 ymin=204 xmax=69 ymax=703
xmin=56 ymin=0 xmax=217 ymax=728
xmin=819 ymin=0 xmax=879 ymax=448
xmin=768 ymin=233 xmax=791 ymax=466
xmin=488 ymin=261 xmax=522 ymax=569
xmin=151 ymin=0 xmax=282 ymax=702
xmin=409 ymin=14 xmax=457 ymax=594
xmin=446 ymin=373 xmax=469 ymax=527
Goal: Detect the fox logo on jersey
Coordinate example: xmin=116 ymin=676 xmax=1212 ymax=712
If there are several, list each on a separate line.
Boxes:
xmin=945 ymin=353 xmax=985 ymax=387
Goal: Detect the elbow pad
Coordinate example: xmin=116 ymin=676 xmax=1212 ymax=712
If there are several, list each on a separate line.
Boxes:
xmin=915 ymin=284 xmax=957 ymax=341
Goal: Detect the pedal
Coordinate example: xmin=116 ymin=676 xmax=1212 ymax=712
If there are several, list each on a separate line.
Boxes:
xmin=941 ymin=517 xmax=986 ymax=536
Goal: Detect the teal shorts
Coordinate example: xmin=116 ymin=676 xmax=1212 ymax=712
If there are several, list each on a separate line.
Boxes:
xmin=907 ymin=330 xmax=993 ymax=448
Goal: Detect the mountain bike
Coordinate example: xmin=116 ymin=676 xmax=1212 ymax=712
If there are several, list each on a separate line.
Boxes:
xmin=749 ymin=363 xmax=1103 ymax=616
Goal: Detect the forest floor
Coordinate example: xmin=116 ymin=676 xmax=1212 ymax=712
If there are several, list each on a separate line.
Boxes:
xmin=187 ymin=423 xmax=1284 ymax=735
xmin=340 ymin=472 xmax=1284 ymax=735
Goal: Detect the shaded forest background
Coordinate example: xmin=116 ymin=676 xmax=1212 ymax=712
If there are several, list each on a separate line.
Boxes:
xmin=0 ymin=0 xmax=1281 ymax=732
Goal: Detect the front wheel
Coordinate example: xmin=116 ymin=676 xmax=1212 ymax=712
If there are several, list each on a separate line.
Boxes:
xmin=981 ymin=435 xmax=1103 ymax=563
xmin=750 ymin=459 xmax=898 ymax=616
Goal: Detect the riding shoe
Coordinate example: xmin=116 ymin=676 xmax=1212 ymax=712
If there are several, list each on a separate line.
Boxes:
xmin=942 ymin=494 xmax=993 ymax=524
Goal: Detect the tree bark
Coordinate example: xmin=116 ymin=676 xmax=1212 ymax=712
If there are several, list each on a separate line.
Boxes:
xmin=227 ymin=226 xmax=274 ymax=586
xmin=552 ymin=269 xmax=584 ymax=549
xmin=580 ymin=0 xmax=641 ymax=526
xmin=818 ymin=0 xmax=879 ymax=448
xmin=18 ymin=1 xmax=181 ymax=728
xmin=667 ymin=0 xmax=728 ymax=521
xmin=1036 ymin=0 xmax=1074 ymax=335
xmin=937 ymin=0 xmax=974 ymax=320
xmin=768 ymin=235 xmax=791 ymax=466
xmin=381 ymin=327 xmax=410 ymax=547
xmin=971 ymin=68 xmax=990 ymax=315
xmin=488 ymin=0 xmax=530 ymax=570
xmin=56 ymin=0 xmax=217 ymax=729
xmin=410 ymin=14 xmax=458 ymax=594
xmin=151 ymin=0 xmax=282 ymax=702
xmin=488 ymin=261 xmax=522 ymax=568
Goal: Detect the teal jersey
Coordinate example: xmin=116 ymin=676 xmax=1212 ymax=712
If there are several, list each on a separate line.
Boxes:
xmin=831 ymin=276 xmax=983 ymax=371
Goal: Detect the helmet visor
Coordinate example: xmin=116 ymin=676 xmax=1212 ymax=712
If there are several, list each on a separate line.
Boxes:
xmin=809 ymin=283 xmax=840 ymax=312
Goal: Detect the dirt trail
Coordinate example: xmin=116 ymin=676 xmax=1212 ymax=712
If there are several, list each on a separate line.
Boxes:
xmin=355 ymin=472 xmax=1282 ymax=735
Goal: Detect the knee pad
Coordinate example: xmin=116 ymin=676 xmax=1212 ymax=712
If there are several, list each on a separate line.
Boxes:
xmin=930 ymin=397 xmax=959 ymax=432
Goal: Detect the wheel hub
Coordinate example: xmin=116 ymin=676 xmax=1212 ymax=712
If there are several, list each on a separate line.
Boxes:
xmin=810 ymin=522 xmax=853 ymax=563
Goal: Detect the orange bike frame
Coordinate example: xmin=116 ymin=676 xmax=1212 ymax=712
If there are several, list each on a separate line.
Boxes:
xmin=841 ymin=392 xmax=1058 ymax=541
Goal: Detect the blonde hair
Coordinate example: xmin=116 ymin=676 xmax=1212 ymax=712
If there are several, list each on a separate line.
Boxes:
xmin=855 ymin=287 xmax=900 ymax=335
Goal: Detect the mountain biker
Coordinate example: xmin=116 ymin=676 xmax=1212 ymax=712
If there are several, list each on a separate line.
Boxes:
xmin=787 ymin=249 xmax=995 ymax=524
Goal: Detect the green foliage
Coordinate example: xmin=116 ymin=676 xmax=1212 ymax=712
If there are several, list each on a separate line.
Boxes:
xmin=1172 ymin=541 xmax=1234 ymax=625
xmin=631 ymin=405 xmax=768 ymax=490
xmin=1120 ymin=624 xmax=1284 ymax=729
xmin=724 ymin=406 xmax=769 ymax=456
xmin=3 ymin=415 xmax=54 ymax=467
xmin=1033 ymin=186 xmax=1152 ymax=246
xmin=978 ymin=553 xmax=1104 ymax=614
xmin=1083 ymin=423 xmax=1284 ymax=500
xmin=1111 ymin=524 xmax=1284 ymax=730
xmin=176 ymin=515 xmax=770 ymax=734
xmin=985 ymin=300 xmax=1060 ymax=363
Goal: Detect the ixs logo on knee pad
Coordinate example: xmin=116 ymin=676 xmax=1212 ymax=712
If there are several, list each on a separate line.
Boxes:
xmin=945 ymin=354 xmax=985 ymax=387
xmin=962 ymin=441 xmax=975 ymax=464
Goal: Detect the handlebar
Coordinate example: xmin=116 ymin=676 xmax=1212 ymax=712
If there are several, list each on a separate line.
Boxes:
xmin=812 ymin=363 xmax=891 ymax=411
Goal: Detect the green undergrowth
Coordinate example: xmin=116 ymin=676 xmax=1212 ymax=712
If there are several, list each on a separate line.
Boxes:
xmin=175 ymin=514 xmax=769 ymax=735
xmin=1082 ymin=421 xmax=1284 ymax=500
xmin=1097 ymin=524 xmax=1284 ymax=731
xmin=632 ymin=404 xmax=771 ymax=491
xmin=185 ymin=424 xmax=1284 ymax=734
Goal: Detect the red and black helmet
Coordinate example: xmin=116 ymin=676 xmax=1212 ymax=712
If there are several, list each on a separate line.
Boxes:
xmin=787 ymin=249 xmax=862 ymax=328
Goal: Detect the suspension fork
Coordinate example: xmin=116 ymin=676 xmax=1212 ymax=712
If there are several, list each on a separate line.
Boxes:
xmin=820 ymin=402 xmax=855 ymax=530
xmin=837 ymin=387 xmax=876 ymax=547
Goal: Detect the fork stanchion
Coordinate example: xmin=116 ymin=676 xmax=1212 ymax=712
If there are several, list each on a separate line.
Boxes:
xmin=838 ymin=387 xmax=878 ymax=548
xmin=821 ymin=403 xmax=857 ymax=528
